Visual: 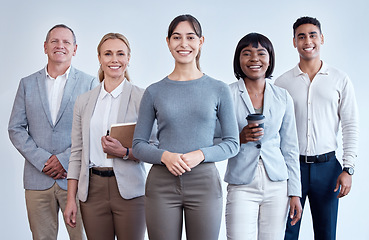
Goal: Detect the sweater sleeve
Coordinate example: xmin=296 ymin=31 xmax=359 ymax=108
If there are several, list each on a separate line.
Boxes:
xmin=200 ymin=85 xmax=239 ymax=162
xmin=132 ymin=89 xmax=164 ymax=164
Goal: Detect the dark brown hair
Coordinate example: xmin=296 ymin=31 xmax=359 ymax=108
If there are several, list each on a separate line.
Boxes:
xmin=167 ymin=14 xmax=202 ymax=70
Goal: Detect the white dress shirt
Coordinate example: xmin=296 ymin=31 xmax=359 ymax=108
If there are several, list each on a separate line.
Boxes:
xmin=275 ymin=62 xmax=359 ymax=168
xmin=45 ymin=66 xmax=70 ymax=124
xmin=89 ymin=79 xmax=126 ymax=167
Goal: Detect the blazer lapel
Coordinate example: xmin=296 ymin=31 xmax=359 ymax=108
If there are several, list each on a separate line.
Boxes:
xmin=238 ymin=80 xmax=255 ymax=114
xmin=37 ymin=69 xmax=54 ymax=126
xmin=54 ymin=67 xmax=77 ymax=125
xmin=117 ymin=80 xmax=132 ymax=122
xmin=262 ymin=81 xmax=273 ymax=121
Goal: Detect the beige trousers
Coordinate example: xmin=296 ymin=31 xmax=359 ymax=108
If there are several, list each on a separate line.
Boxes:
xmin=25 ymin=182 xmax=85 ymax=240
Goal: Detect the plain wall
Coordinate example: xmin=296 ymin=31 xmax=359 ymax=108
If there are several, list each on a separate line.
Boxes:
xmin=1 ymin=0 xmax=367 ymax=239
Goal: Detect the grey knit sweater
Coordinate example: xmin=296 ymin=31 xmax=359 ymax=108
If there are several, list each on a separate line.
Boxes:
xmin=133 ymin=74 xmax=239 ymax=165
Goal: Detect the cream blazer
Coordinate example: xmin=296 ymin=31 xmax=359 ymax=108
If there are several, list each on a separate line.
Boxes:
xmin=68 ymin=80 xmax=149 ymax=201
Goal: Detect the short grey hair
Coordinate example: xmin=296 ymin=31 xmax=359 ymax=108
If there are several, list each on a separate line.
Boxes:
xmin=45 ymin=24 xmax=76 ymax=45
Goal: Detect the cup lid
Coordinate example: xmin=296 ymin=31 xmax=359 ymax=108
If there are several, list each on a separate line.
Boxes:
xmin=246 ymin=114 xmax=265 ymax=121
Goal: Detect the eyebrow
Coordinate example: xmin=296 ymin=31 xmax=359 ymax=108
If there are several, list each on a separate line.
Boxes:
xmin=241 ymin=48 xmax=267 ymax=53
xmin=103 ymin=49 xmax=126 ymax=52
xmin=49 ymin=38 xmax=72 ymax=42
xmin=297 ymin=31 xmax=318 ymax=37
xmin=172 ymin=32 xmax=196 ymax=36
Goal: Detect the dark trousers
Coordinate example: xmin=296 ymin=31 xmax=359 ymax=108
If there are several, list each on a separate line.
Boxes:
xmin=145 ymin=163 xmax=223 ymax=240
xmin=284 ymin=154 xmax=342 ymax=240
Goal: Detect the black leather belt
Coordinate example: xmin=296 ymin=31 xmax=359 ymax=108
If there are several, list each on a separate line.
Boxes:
xmin=300 ymin=151 xmax=335 ymax=164
xmin=90 ymin=168 xmax=115 ymax=177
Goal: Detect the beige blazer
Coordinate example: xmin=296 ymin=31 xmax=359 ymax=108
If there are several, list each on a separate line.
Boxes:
xmin=68 ymin=80 xmax=148 ymax=201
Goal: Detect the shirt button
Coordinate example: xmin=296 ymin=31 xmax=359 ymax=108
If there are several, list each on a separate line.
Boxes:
xmin=256 ymin=144 xmax=261 ymax=149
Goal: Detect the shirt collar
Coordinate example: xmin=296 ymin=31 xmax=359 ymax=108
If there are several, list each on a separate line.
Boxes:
xmin=318 ymin=61 xmax=329 ymax=75
xmin=293 ymin=60 xmax=329 ymax=77
xmin=45 ymin=65 xmax=71 ymax=80
xmin=100 ymin=79 xmax=126 ymax=100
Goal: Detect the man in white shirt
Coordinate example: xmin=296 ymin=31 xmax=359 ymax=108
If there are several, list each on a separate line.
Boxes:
xmin=8 ymin=24 xmax=98 ymax=239
xmin=275 ymin=16 xmax=359 ymax=240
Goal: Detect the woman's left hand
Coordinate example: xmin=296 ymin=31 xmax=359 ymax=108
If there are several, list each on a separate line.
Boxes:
xmin=181 ymin=150 xmax=205 ymax=169
xmin=289 ymin=196 xmax=302 ymax=226
xmin=101 ymin=136 xmax=126 ymax=158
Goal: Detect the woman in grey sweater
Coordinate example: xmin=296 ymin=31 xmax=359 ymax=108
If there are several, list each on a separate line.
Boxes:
xmin=133 ymin=14 xmax=239 ymax=240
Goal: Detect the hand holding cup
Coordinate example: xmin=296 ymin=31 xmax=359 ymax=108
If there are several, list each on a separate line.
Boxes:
xmin=240 ymin=114 xmax=265 ymax=144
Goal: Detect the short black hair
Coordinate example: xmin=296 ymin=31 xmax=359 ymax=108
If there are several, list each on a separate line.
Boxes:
xmin=233 ymin=33 xmax=275 ymax=80
xmin=45 ymin=24 xmax=76 ymax=45
xmin=293 ymin=16 xmax=322 ymax=37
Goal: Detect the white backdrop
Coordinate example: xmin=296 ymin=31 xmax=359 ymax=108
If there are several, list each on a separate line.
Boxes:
xmin=1 ymin=0 xmax=368 ymax=239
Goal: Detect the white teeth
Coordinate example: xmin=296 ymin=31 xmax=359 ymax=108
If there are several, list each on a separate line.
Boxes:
xmin=109 ymin=66 xmax=120 ymax=69
xmin=304 ymin=47 xmax=313 ymax=51
xmin=178 ymin=51 xmax=190 ymax=54
xmin=249 ymin=66 xmax=261 ymax=69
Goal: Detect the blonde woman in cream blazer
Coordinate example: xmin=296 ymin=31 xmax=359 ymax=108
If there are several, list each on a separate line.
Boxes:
xmin=64 ymin=33 xmax=151 ymax=240
xmin=67 ymin=80 xmax=146 ymax=200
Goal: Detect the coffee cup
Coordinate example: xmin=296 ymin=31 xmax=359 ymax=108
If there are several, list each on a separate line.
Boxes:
xmin=246 ymin=114 xmax=265 ymax=129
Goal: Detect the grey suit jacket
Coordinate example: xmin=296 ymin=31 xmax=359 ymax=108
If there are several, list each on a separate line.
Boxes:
xmin=68 ymin=80 xmax=151 ymax=201
xmin=8 ymin=67 xmax=98 ymax=191
xmin=224 ymin=80 xmax=301 ymax=197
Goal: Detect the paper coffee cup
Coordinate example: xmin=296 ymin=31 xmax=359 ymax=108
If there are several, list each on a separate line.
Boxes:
xmin=246 ymin=114 xmax=265 ymax=129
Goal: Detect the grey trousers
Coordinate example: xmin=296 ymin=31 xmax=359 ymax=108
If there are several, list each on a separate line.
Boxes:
xmin=145 ymin=162 xmax=223 ymax=240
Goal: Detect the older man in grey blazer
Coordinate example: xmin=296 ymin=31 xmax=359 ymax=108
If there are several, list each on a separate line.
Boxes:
xmin=8 ymin=24 xmax=98 ymax=240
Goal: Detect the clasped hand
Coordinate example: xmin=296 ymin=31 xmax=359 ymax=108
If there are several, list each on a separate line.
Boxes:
xmin=42 ymin=155 xmax=67 ymax=179
xmin=161 ymin=150 xmax=205 ymax=176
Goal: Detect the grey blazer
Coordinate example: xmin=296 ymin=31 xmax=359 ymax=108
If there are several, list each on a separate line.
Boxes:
xmin=8 ymin=67 xmax=98 ymax=191
xmin=68 ymin=80 xmax=150 ymax=201
xmin=224 ymin=80 xmax=301 ymax=197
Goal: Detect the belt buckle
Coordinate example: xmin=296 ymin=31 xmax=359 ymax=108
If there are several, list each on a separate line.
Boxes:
xmin=305 ymin=155 xmax=314 ymax=164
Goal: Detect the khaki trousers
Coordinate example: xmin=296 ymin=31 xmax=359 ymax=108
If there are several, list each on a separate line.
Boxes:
xmin=80 ymin=169 xmax=145 ymax=240
xmin=25 ymin=182 xmax=85 ymax=240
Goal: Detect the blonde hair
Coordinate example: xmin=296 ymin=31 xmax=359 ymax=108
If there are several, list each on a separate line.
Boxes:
xmin=97 ymin=33 xmax=131 ymax=82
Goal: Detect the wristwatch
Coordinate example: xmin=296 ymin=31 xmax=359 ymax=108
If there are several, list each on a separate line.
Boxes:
xmin=343 ymin=167 xmax=354 ymax=175
xmin=123 ymin=148 xmax=129 ymax=160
